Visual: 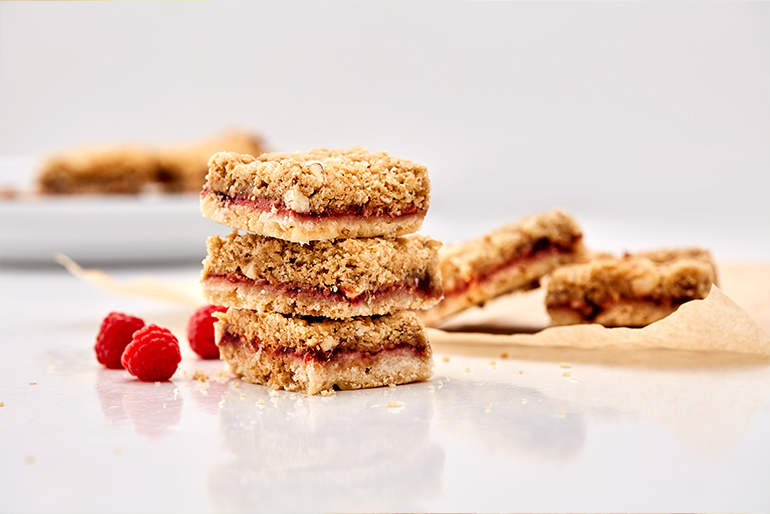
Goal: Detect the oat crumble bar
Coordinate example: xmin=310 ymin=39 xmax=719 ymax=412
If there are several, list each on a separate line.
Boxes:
xmin=215 ymin=309 xmax=434 ymax=395
xmin=202 ymin=231 xmax=443 ymax=318
xmin=418 ymin=209 xmax=585 ymax=326
xmin=545 ymin=247 xmax=717 ymax=327
xmin=38 ymin=146 xmax=158 ymax=194
xmin=200 ymin=147 xmax=430 ymax=241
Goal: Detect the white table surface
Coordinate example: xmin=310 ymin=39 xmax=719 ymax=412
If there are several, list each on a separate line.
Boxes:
xmin=1 ymin=259 xmax=769 ymax=514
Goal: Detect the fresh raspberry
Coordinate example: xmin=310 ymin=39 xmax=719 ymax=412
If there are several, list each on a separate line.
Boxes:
xmin=187 ymin=305 xmax=227 ymax=359
xmin=121 ymin=324 xmax=182 ymax=382
xmin=95 ymin=312 xmax=145 ymax=369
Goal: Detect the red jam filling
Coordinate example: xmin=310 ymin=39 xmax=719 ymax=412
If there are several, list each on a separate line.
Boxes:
xmin=219 ymin=330 xmax=427 ymax=365
xmin=446 ymin=235 xmax=583 ymax=297
xmin=203 ymin=186 xmax=424 ymax=220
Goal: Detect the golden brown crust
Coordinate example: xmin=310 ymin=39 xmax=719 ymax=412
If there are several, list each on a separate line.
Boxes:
xmin=37 ymin=146 xmax=158 ymax=194
xmin=545 ymin=248 xmax=717 ymax=327
xmin=202 ymin=231 xmax=443 ymax=318
xmin=418 ymin=209 xmax=586 ymax=326
xmin=215 ymin=309 xmax=433 ymax=394
xmin=201 ymin=147 xmax=430 ymax=240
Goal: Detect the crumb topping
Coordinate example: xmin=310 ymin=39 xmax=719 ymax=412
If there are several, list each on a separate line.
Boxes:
xmin=217 ymin=309 xmax=427 ymax=354
xmin=205 ymin=147 xmax=430 ymax=215
xmin=546 ymin=248 xmax=717 ymax=309
xmin=203 ymin=231 xmax=441 ymax=293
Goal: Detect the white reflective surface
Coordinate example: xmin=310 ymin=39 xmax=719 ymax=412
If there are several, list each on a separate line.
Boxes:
xmin=1 ymin=264 xmax=769 ymax=513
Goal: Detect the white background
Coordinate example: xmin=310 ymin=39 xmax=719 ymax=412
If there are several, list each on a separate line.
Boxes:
xmin=1 ymin=1 xmax=768 ymax=258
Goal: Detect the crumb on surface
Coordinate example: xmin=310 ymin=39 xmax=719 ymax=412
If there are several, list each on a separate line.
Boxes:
xmin=442 ymin=356 xmax=450 ymax=362
xmin=193 ymin=369 xmax=209 ymax=382
xmin=489 ymin=360 xmax=496 ymax=366
xmin=522 ymin=398 xmax=528 ymax=404
xmin=559 ymin=362 xmax=572 ymax=368
xmin=25 ymin=456 xmax=35 ymax=465
xmin=485 ymin=404 xmax=492 ymax=412
xmin=500 ymin=351 xmax=509 ymax=359
xmin=388 ymin=383 xmax=396 ymax=388
xmin=558 ymin=411 xmax=566 ymax=418
xmin=320 ymin=389 xmax=336 ymax=397
xmin=29 ymin=382 xmax=36 ymax=385
xmin=113 ymin=448 xmax=122 ymax=456
xmin=562 ymin=371 xmax=571 ymax=377
xmin=387 ymin=400 xmax=405 ymax=409
xmin=0 ymin=402 xmax=4 ymax=407
xmin=256 ymin=399 xmax=264 ymax=405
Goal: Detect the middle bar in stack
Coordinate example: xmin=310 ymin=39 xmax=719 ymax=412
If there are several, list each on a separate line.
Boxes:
xmin=200 ymin=147 xmax=442 ymax=395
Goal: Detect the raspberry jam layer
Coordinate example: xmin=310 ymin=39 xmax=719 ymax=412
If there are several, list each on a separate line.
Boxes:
xmin=446 ymin=235 xmax=582 ymax=297
xmin=205 ymin=272 xmax=442 ymax=305
xmin=203 ymin=187 xmax=425 ymax=221
xmin=219 ymin=330 xmax=429 ymax=365
xmin=549 ymin=294 xmax=693 ymax=322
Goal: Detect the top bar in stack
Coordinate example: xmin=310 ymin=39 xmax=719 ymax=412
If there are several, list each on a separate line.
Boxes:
xmin=200 ymin=147 xmax=430 ymax=242
xmin=418 ymin=209 xmax=586 ymax=326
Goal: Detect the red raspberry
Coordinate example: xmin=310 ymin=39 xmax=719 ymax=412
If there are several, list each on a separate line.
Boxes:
xmin=121 ymin=324 xmax=182 ymax=382
xmin=95 ymin=312 xmax=145 ymax=369
xmin=187 ymin=305 xmax=227 ymax=359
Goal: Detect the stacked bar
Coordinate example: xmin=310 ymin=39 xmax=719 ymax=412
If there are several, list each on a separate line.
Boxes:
xmin=200 ymin=147 xmax=442 ymax=395
xmin=418 ymin=209 xmax=586 ymax=326
xmin=545 ymin=247 xmax=717 ymax=327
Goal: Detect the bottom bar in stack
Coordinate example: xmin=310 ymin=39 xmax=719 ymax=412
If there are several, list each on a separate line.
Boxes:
xmin=215 ymin=309 xmax=433 ymax=395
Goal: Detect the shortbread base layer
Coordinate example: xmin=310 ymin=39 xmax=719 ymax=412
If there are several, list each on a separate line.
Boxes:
xmin=419 ymin=250 xmax=578 ymax=327
xmin=547 ymin=301 xmax=681 ymax=328
xmin=219 ymin=332 xmax=433 ymax=395
xmin=203 ymin=275 xmax=441 ymax=319
xmin=200 ymin=191 xmax=425 ymax=242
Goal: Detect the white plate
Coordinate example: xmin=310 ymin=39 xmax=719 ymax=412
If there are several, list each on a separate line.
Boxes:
xmin=0 ymin=156 xmax=225 ymax=265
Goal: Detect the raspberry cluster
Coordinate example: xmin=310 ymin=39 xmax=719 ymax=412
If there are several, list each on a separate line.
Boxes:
xmin=94 ymin=305 xmax=226 ymax=382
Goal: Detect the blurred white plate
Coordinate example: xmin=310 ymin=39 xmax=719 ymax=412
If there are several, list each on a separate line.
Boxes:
xmin=0 ymin=156 xmax=225 ymax=265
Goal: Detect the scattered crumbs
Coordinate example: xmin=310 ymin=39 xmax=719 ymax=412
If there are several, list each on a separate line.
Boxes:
xmin=214 ymin=367 xmax=230 ymax=378
xmin=442 ymin=356 xmax=450 ymax=363
xmin=193 ymin=369 xmax=209 ymax=382
xmin=559 ymin=363 xmax=572 ymax=369
xmin=269 ymin=390 xmax=279 ymax=398
xmin=113 ymin=448 xmax=122 ymax=456
xmin=232 ymin=381 xmax=241 ymax=389
xmin=387 ymin=401 xmax=405 ymax=409
xmin=464 ymin=367 xmax=471 ymax=373
xmin=256 ymin=399 xmax=264 ymax=405
xmin=500 ymin=351 xmax=509 ymax=359
xmin=437 ymin=381 xmax=443 ymax=389
xmin=557 ymin=411 xmax=566 ymax=418
xmin=173 ymin=388 xmax=179 ymax=399
xmin=199 ymin=384 xmax=209 ymax=395
xmin=240 ymin=393 xmax=246 ymax=399
xmin=29 ymin=382 xmax=36 ymax=386
xmin=562 ymin=371 xmax=571 ymax=378
xmin=388 ymin=383 xmax=396 ymax=388
xmin=290 ymin=393 xmax=297 ymax=398
xmin=427 ymin=384 xmax=435 ymax=391
xmin=162 ymin=403 xmax=167 ymax=409
xmin=25 ymin=455 xmax=35 ymax=465
xmin=296 ymin=398 xmax=303 ymax=405
xmin=489 ymin=360 xmax=496 ymax=366
xmin=0 ymin=402 xmax=4 ymax=407
xmin=154 ymin=381 xmax=160 ymax=386
xmin=218 ymin=400 xmax=225 ymax=409
xmin=521 ymin=398 xmax=528 ymax=404
xmin=184 ymin=383 xmax=189 ymax=388
xmin=182 ymin=370 xmax=189 ymax=378
xmin=518 ymin=371 xmax=524 ymax=375
xmin=256 ymin=400 xmax=265 ymax=409
xmin=485 ymin=404 xmax=492 ymax=413
xmin=320 ymin=389 xmax=336 ymax=397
